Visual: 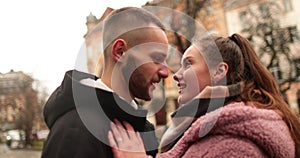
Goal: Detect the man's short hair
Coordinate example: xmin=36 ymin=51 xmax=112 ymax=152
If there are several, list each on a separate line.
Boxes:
xmin=102 ymin=7 xmax=165 ymax=55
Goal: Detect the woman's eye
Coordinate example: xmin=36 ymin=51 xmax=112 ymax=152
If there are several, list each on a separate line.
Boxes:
xmin=183 ymin=60 xmax=191 ymax=68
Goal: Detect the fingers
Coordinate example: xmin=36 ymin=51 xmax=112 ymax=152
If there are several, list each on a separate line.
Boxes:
xmin=123 ymin=121 xmax=136 ymax=139
xmin=114 ymin=119 xmax=122 ymax=127
xmin=108 ymin=131 xmax=122 ymax=158
xmin=110 ymin=121 xmax=136 ymax=145
xmin=123 ymin=122 xmax=145 ymax=151
xmin=114 ymin=120 xmax=137 ymax=139
xmin=108 ymin=131 xmax=118 ymax=149
xmin=109 ymin=120 xmax=147 ymax=154
xmin=110 ymin=122 xmax=125 ymax=146
xmin=123 ymin=121 xmax=134 ymax=131
xmin=109 ymin=120 xmax=140 ymax=143
xmin=115 ymin=120 xmax=131 ymax=142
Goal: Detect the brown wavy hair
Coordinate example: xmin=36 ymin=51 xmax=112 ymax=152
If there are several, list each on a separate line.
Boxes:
xmin=201 ymin=33 xmax=300 ymax=157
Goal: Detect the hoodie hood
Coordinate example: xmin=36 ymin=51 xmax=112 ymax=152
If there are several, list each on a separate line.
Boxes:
xmin=42 ymin=70 xmax=158 ymax=157
xmin=43 ymin=70 xmax=97 ymax=129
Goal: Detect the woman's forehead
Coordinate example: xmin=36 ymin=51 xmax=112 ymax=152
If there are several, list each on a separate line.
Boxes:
xmin=183 ymin=46 xmax=202 ymax=59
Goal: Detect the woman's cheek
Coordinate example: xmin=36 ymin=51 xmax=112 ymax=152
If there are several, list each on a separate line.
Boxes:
xmin=183 ymin=69 xmax=200 ymax=101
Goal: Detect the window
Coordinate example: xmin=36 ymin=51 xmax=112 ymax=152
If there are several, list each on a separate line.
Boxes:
xmin=287 ymin=26 xmax=299 ymax=43
xmin=265 ymin=31 xmax=273 ymax=45
xmin=247 ymin=36 xmax=253 ymax=42
xmin=283 ymin=0 xmax=293 ymax=12
xmin=208 ymin=28 xmax=218 ymax=35
xmin=269 ymin=60 xmax=282 ymax=81
xmin=295 ymin=59 xmax=300 ymax=79
xmin=206 ymin=0 xmax=214 ymax=15
xmin=239 ymin=11 xmax=248 ymax=24
xmin=259 ymin=3 xmax=270 ymax=19
xmin=297 ymin=89 xmax=300 ymax=108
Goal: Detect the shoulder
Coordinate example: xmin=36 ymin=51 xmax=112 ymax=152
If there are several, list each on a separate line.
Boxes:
xmin=182 ymin=135 xmax=267 ymax=157
xmin=183 ymin=102 xmax=295 ymax=158
xmin=43 ymin=110 xmax=108 ymax=158
xmin=187 ymin=102 xmax=287 ymax=137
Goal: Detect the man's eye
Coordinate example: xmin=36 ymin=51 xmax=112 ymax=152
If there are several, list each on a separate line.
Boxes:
xmin=152 ymin=56 xmax=164 ymax=63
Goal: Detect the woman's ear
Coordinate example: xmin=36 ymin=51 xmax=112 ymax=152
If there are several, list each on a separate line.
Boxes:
xmin=111 ymin=39 xmax=127 ymax=61
xmin=211 ymin=62 xmax=228 ymax=84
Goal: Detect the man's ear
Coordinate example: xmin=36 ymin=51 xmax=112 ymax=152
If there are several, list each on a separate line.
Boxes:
xmin=212 ymin=62 xmax=228 ymax=84
xmin=111 ymin=39 xmax=127 ymax=61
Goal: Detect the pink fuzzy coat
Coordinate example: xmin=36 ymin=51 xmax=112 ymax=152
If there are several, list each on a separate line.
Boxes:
xmin=158 ymin=102 xmax=295 ymax=158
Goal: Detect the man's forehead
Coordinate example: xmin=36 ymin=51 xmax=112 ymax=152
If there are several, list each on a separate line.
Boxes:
xmin=132 ymin=42 xmax=168 ymax=51
xmin=128 ymin=43 xmax=168 ymax=59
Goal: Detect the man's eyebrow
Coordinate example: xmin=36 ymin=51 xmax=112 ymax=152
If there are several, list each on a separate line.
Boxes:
xmin=152 ymin=52 xmax=167 ymax=57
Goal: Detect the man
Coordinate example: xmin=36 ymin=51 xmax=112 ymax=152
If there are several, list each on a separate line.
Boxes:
xmin=41 ymin=7 xmax=169 ymax=158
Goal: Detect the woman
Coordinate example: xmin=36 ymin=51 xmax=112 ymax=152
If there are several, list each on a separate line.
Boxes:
xmin=108 ymin=34 xmax=300 ymax=157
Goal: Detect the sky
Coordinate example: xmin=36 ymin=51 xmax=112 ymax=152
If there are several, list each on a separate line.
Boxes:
xmin=0 ymin=0 xmax=149 ymax=95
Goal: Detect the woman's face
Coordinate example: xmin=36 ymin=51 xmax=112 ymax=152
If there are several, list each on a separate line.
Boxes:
xmin=174 ymin=45 xmax=212 ymax=104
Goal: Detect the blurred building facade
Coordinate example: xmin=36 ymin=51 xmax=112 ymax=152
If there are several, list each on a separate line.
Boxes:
xmin=0 ymin=70 xmax=43 ymax=132
xmin=84 ymin=7 xmax=114 ymax=76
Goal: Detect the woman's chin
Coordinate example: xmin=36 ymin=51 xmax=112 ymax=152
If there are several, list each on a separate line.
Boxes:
xmin=178 ymin=93 xmax=199 ymax=105
xmin=178 ymin=96 xmax=187 ymax=105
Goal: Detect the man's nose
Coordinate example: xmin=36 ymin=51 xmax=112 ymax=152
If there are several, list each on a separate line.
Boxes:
xmin=158 ymin=64 xmax=169 ymax=78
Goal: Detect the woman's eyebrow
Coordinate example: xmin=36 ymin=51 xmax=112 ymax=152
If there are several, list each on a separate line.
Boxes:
xmin=181 ymin=56 xmax=194 ymax=64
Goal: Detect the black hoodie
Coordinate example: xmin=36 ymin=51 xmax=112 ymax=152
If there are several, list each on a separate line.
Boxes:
xmin=41 ymin=70 xmax=158 ymax=158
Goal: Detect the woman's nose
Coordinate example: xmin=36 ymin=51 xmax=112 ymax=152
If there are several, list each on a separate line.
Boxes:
xmin=173 ymin=71 xmax=181 ymax=82
xmin=173 ymin=74 xmax=179 ymax=82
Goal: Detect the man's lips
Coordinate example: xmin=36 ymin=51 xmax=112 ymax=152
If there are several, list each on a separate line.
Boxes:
xmin=150 ymin=80 xmax=160 ymax=91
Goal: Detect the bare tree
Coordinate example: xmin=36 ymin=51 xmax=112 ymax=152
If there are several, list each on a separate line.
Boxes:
xmin=171 ymin=0 xmax=206 ymax=53
xmin=0 ymin=71 xmax=46 ymax=147
xmin=146 ymin=0 xmax=206 ymax=53
xmin=240 ymin=1 xmax=298 ymax=93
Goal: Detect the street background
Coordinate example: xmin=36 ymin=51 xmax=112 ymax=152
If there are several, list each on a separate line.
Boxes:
xmin=0 ymin=144 xmax=41 ymax=158
xmin=1 ymin=0 xmax=300 ymax=157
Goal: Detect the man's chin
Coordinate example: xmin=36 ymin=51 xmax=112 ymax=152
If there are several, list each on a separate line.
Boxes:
xmin=135 ymin=93 xmax=152 ymax=102
xmin=141 ymin=95 xmax=152 ymax=101
xmin=148 ymin=89 xmax=155 ymax=100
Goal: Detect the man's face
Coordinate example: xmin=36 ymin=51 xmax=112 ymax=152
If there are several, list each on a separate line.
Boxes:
xmin=124 ymin=28 xmax=169 ymax=101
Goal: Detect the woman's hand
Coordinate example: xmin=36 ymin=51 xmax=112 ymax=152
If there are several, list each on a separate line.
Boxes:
xmin=108 ymin=120 xmax=151 ymax=158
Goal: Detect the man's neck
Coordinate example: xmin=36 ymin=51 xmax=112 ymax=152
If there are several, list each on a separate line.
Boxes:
xmin=100 ymin=76 xmax=112 ymax=90
xmin=101 ymin=73 xmax=133 ymax=103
